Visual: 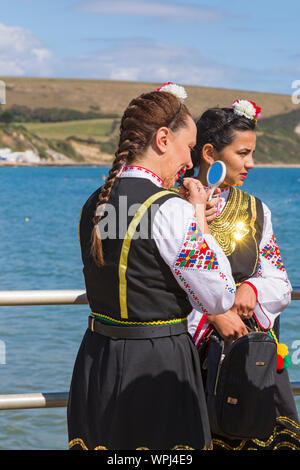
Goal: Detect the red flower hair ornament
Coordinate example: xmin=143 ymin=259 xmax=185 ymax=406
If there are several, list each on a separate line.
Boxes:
xmin=157 ymin=82 xmax=187 ymax=103
xmin=232 ymin=99 xmax=262 ymax=123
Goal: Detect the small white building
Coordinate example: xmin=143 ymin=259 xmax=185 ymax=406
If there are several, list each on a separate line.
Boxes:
xmin=0 ymin=148 xmax=40 ymax=163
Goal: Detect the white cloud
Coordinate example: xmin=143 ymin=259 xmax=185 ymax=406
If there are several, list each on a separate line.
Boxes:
xmin=77 ymin=0 xmax=224 ymax=22
xmin=56 ymin=39 xmax=232 ymax=88
xmin=0 ymin=22 xmax=53 ymax=76
xmin=0 ymin=21 xmax=287 ymax=94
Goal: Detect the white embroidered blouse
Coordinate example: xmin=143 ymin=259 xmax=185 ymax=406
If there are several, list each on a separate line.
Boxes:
xmin=118 ymin=166 xmax=236 ymax=315
xmin=188 ymin=187 xmax=292 ymax=346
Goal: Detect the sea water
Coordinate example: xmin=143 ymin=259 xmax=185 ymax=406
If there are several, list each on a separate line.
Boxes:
xmin=0 ymin=166 xmax=299 ymax=450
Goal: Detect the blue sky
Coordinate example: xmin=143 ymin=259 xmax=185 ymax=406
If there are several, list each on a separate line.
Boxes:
xmin=0 ymin=0 xmax=299 ymax=94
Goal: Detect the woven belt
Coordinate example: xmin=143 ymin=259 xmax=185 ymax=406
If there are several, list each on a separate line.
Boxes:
xmin=88 ymin=315 xmax=187 ymax=339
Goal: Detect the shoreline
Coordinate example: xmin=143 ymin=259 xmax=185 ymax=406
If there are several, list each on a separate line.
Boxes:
xmin=0 ymin=161 xmax=300 ymax=168
xmin=0 ymin=161 xmax=110 ymax=167
xmin=255 ymin=162 xmax=300 ymax=168
xmin=255 ymin=163 xmax=300 ymax=168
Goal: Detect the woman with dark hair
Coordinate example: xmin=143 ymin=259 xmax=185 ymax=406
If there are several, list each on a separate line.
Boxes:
xmin=188 ymin=100 xmax=300 ymax=450
xmin=67 ymin=83 xmax=236 ymax=450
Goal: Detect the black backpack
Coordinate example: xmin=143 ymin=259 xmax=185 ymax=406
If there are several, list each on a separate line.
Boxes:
xmin=199 ymin=325 xmax=277 ymax=440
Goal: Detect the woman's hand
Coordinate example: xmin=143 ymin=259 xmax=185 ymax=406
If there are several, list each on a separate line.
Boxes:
xmin=181 ymin=177 xmax=207 ymax=205
xmin=179 ymin=181 xmax=221 ymax=224
xmin=207 ymin=283 xmax=257 ymax=341
xmin=180 ymin=178 xmax=210 ymax=233
xmin=231 ymin=283 xmax=257 ymax=320
xmin=207 ymin=309 xmax=249 ymax=341
xmin=205 ymin=189 xmax=221 ymax=223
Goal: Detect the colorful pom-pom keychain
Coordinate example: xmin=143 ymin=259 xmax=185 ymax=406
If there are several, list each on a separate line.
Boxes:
xmin=267 ymin=328 xmax=291 ymax=371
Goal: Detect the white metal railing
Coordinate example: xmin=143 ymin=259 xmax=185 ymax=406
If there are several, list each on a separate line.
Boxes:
xmin=0 ymin=287 xmax=299 ymax=410
xmin=0 ymin=287 xmax=298 ymax=307
xmin=0 ymin=289 xmax=87 ymax=306
xmin=0 ymin=392 xmax=68 ymax=410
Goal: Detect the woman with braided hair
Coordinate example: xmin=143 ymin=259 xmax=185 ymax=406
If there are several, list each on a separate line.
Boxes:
xmin=67 ymin=83 xmax=236 ymax=450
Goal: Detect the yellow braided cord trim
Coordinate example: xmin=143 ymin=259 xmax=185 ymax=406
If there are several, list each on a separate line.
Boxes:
xmin=119 ymin=190 xmax=175 ymax=319
xmin=273 ymin=441 xmax=300 ymax=450
xmin=248 ymin=195 xmax=259 ymax=277
xmin=269 ymin=328 xmax=279 ymax=345
xmin=72 ymin=433 xmax=300 ymax=451
xmin=278 ymin=416 xmax=300 ymax=430
xmin=91 ymin=312 xmax=187 ymax=326
xmin=252 ymin=428 xmax=300 ymax=448
xmin=212 ymin=438 xmax=247 ymax=451
xmin=69 ymin=438 xmax=206 ymax=450
xmin=213 ymin=417 xmax=300 ymax=450
xmin=69 ymin=438 xmax=88 ymax=450
xmin=213 ymin=433 xmax=300 ymax=450
xmin=171 ymin=445 xmax=195 ymax=450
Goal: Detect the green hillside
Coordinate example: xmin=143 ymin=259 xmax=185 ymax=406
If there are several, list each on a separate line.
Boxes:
xmin=0 ymin=77 xmax=299 ymax=164
xmin=255 ymin=109 xmax=300 ymax=163
xmin=1 ymin=109 xmax=300 ymax=165
xmin=1 ymin=76 xmax=295 ymax=119
xmin=23 ymin=118 xmax=115 ymax=141
xmin=0 ymin=122 xmax=115 ymax=164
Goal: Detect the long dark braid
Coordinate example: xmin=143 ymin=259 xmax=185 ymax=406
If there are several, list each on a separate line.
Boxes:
xmin=91 ymin=90 xmax=191 ymax=266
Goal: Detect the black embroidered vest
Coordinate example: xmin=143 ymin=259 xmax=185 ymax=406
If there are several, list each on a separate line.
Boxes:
xmin=209 ymin=187 xmax=264 ymax=284
xmin=79 ymin=177 xmax=192 ymax=324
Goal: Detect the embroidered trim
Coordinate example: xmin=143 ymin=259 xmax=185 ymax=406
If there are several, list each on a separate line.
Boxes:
xmin=256 ymin=262 xmax=263 ymax=277
xmin=174 ymin=221 xmax=219 ymax=271
xmin=212 ymin=416 xmax=300 ymax=450
xmin=68 ymin=438 xmax=211 ymax=450
xmin=69 ymin=438 xmax=88 ymax=450
xmin=118 ymin=165 xmax=164 ymax=187
xmin=260 ymin=234 xmax=286 ymax=272
xmin=220 ymin=271 xmax=235 ymax=294
xmin=91 ymin=312 xmax=187 ymax=326
xmin=174 ymin=268 xmax=208 ymax=313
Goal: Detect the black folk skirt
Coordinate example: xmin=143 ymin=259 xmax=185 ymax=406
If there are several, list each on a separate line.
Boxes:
xmin=67 ymin=328 xmax=211 ymax=450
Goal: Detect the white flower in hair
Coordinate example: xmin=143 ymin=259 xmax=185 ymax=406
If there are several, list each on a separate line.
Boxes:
xmin=232 ymin=99 xmax=257 ymax=120
xmin=157 ymin=82 xmax=187 ymax=102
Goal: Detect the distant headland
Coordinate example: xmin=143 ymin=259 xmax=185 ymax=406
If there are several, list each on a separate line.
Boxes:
xmin=0 ymin=77 xmax=299 ymax=165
